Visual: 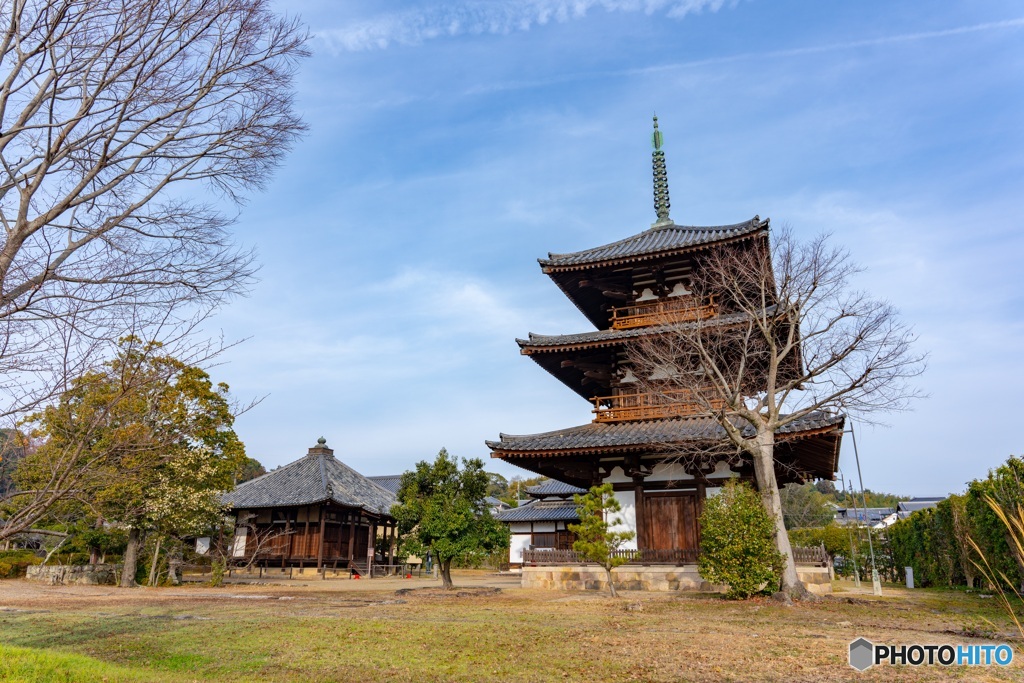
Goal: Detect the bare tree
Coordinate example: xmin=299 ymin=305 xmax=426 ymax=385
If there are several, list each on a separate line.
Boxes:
xmin=0 ymin=0 xmax=307 ymax=422
xmin=630 ymin=228 xmax=924 ymax=598
xmin=235 ymin=517 xmax=292 ymax=573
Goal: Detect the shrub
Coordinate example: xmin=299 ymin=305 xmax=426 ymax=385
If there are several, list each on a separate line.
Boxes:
xmin=698 ymin=480 xmax=784 ymax=599
xmin=210 ymin=558 xmax=226 ymax=587
xmin=0 ymin=550 xmax=42 ymax=578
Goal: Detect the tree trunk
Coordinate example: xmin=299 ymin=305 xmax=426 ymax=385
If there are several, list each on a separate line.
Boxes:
xmin=440 ymin=558 xmax=454 ymax=589
xmin=604 ymin=565 xmax=617 ymax=598
xmin=147 ymin=535 xmax=163 ymax=587
xmin=167 ymin=546 xmax=182 ymax=586
xmin=120 ymin=528 xmax=141 ymax=588
xmin=750 ymin=429 xmax=810 ymax=600
xmin=89 ymin=516 xmax=104 ymax=565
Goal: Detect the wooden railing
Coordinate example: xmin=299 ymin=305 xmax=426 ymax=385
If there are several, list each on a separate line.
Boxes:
xmin=791 ymin=544 xmax=830 ymax=567
xmin=610 ymin=297 xmax=717 ymax=330
xmin=591 ymin=388 xmax=725 ymax=422
xmin=523 ymin=546 xmax=828 ymax=567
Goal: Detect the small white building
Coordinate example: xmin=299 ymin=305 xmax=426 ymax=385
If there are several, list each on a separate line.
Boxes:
xmin=494 ymin=481 xmax=584 ymax=566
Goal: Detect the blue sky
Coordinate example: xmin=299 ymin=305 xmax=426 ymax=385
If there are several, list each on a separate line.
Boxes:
xmin=209 ymin=0 xmax=1024 ymax=497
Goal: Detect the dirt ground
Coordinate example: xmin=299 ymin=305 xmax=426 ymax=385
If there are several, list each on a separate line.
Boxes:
xmin=1 ymin=572 xmax=1021 ymax=682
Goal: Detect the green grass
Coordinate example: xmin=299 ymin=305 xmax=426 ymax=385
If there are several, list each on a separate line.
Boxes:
xmin=0 ymin=580 xmax=1020 ymax=682
xmin=0 ymin=644 xmax=178 ymax=683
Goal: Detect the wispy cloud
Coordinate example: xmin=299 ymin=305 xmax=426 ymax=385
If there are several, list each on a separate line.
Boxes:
xmin=461 ymin=17 xmax=1024 ymax=96
xmin=317 ymin=0 xmax=735 ymax=53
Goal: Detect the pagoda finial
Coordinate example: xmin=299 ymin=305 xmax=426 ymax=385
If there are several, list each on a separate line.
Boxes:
xmin=651 ymin=114 xmax=672 ymax=226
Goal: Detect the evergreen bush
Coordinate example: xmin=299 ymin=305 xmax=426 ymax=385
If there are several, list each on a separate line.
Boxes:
xmin=0 ymin=550 xmax=41 ymax=578
xmin=698 ymin=480 xmax=784 ymax=599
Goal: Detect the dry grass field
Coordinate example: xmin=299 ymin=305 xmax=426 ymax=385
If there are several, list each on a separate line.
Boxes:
xmin=0 ymin=572 xmax=1020 ymax=682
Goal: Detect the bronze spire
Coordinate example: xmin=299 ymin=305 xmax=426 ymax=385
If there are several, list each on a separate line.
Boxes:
xmin=651 ymin=115 xmax=672 ymax=226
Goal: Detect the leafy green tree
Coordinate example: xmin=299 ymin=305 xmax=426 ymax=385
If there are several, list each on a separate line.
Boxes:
xmin=392 ymin=449 xmax=509 ymax=589
xmin=13 ymin=339 xmax=245 ymax=587
xmin=235 ymin=457 xmax=268 ymax=485
xmin=698 ymin=480 xmax=785 ymax=599
xmin=789 ymin=523 xmax=853 ymax=563
xmin=834 ymin=488 xmax=906 ymax=509
xmin=498 ymin=475 xmax=550 ymax=506
xmin=814 ymin=480 xmax=837 ymax=496
xmin=568 ymin=484 xmax=635 ymax=598
xmin=966 ymin=456 xmax=1024 ymax=589
xmin=779 ymin=483 xmax=835 ymax=529
xmin=0 ymin=429 xmax=28 ymax=500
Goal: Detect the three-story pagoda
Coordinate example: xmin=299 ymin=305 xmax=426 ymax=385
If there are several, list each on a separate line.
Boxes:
xmin=487 ymin=118 xmax=844 ymax=556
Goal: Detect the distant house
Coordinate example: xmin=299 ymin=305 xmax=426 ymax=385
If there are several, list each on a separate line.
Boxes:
xmin=896 ymin=497 xmax=946 ymax=520
xmin=485 ymin=496 xmax=512 ymax=515
xmin=833 ymin=506 xmax=895 ymax=527
xmin=833 ymin=497 xmax=947 ymax=529
xmin=367 ymin=475 xmax=402 ymax=496
xmin=223 ymin=438 xmax=397 ymax=574
xmin=495 ymin=480 xmax=585 ymax=566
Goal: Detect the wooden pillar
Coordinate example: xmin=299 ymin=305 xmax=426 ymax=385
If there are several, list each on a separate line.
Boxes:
xmin=316 ymin=504 xmax=326 ymax=572
xmin=387 ymin=522 xmax=395 ymax=566
xmin=696 ymin=480 xmax=706 ymax=547
xmin=303 ymin=512 xmax=311 ymax=561
xmin=346 ymin=515 xmax=356 ymax=566
xmin=633 ymin=474 xmax=647 ymax=549
xmin=367 ymin=520 xmax=377 ymax=578
xmin=283 ymin=513 xmax=292 ymax=568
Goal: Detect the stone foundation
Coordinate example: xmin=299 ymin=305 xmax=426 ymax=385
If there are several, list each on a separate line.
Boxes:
xmin=799 ymin=566 xmax=832 ymax=595
xmin=522 ymin=565 xmax=831 ymax=594
xmin=26 ymin=563 xmax=121 ymax=586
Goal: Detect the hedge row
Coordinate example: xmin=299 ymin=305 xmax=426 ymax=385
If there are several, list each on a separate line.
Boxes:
xmin=887 ymin=456 xmax=1024 ymax=589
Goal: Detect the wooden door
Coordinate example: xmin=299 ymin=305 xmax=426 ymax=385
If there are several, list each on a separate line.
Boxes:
xmin=644 ymin=494 xmax=700 ymax=550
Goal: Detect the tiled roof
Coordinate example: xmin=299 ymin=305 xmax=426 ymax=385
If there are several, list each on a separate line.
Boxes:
xmin=517 ymin=310 xmax=754 ymax=352
xmin=494 ymin=499 xmax=580 ymax=523
xmin=487 ymin=412 xmax=844 ymax=454
xmin=526 ymin=480 xmax=587 ymax=497
xmin=223 ymin=446 xmax=396 ymax=515
xmin=897 ymin=498 xmax=945 ymax=513
xmin=367 ymin=474 xmax=403 ymax=495
xmin=539 ymin=217 xmax=766 ymax=270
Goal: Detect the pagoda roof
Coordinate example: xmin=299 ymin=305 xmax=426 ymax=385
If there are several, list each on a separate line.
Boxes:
xmin=494 ymin=499 xmax=580 ymax=523
xmin=223 ymin=442 xmax=396 ymax=516
xmin=526 ymin=480 xmax=587 ymax=497
xmin=487 ymin=412 xmax=843 ymax=482
xmin=540 ymin=217 xmax=767 ymax=272
xmin=518 ymin=310 xmax=755 ymax=354
xmin=489 ymin=412 xmax=841 ymax=453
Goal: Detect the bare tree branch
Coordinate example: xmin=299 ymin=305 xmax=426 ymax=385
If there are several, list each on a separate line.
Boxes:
xmin=629 ymin=226 xmax=925 ymax=597
xmin=0 ymin=0 xmax=306 ymax=537
xmin=0 ymin=0 xmax=307 ymax=420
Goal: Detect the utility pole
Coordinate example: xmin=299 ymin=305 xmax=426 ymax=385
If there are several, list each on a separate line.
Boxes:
xmin=839 ymin=471 xmax=861 ymax=589
xmin=848 ymin=421 xmax=881 ymax=595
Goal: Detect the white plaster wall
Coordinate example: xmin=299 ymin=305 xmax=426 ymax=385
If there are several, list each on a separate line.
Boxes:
xmin=231 ymin=526 xmax=247 ymax=558
xmin=608 ymin=489 xmax=638 ymax=550
xmin=532 ymin=522 xmax=556 ymax=533
xmin=706 ymin=461 xmax=740 ymax=479
xmin=510 ymin=533 xmax=532 ymax=563
xmin=603 ymin=466 xmax=631 ymax=484
xmin=509 ymin=522 xmax=531 ymax=534
xmin=603 ymin=461 xmax=737 ymax=485
xmin=648 ymin=462 xmax=694 ymax=482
